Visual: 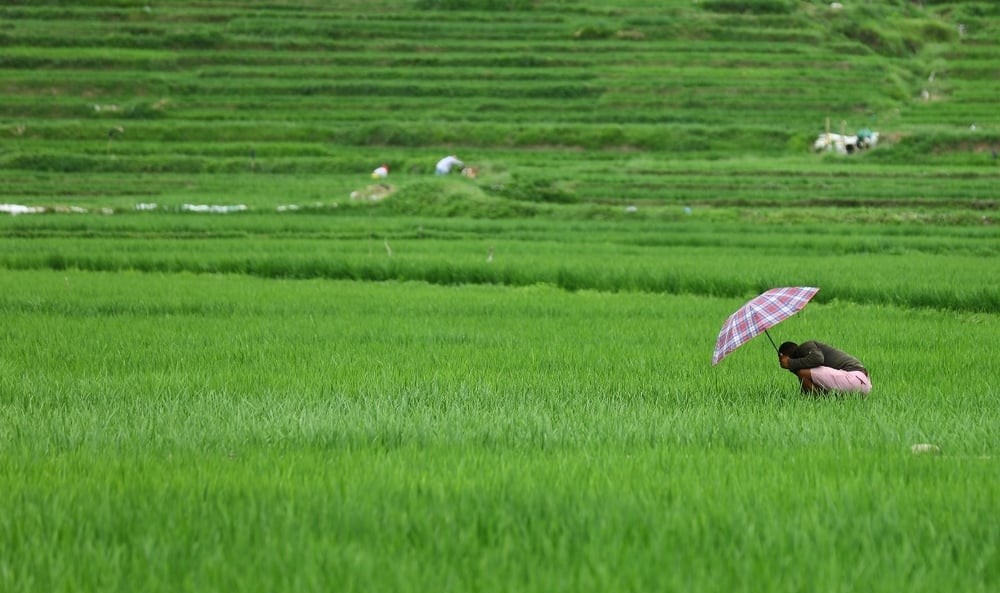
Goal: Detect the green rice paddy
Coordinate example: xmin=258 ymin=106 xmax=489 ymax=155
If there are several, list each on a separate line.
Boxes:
xmin=1 ymin=1 xmax=998 ymax=592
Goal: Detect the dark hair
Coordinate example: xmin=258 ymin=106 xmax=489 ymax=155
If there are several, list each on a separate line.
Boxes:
xmin=778 ymin=341 xmax=798 ymax=356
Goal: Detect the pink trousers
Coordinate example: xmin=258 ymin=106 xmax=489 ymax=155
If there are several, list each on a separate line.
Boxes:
xmin=810 ymin=366 xmax=871 ymax=394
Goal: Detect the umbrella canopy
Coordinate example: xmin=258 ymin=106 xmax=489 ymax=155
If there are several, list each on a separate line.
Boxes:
xmin=712 ymin=286 xmax=819 ymax=366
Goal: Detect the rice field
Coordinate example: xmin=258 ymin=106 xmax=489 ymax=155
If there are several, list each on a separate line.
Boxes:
xmin=1 ymin=267 xmax=998 ymax=592
xmin=1 ymin=0 xmax=998 ymax=211
xmin=1 ymin=1 xmax=998 ymax=592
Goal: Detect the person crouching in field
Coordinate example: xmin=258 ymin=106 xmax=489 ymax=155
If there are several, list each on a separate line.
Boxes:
xmin=435 ymin=155 xmax=464 ymax=175
xmin=778 ymin=340 xmax=871 ymax=396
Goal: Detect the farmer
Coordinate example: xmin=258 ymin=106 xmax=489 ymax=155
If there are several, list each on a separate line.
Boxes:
xmin=778 ymin=341 xmax=871 ymax=396
xmin=435 ymin=155 xmax=464 ymax=175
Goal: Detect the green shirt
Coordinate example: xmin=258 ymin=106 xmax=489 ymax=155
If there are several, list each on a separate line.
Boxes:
xmin=787 ymin=341 xmax=865 ymax=373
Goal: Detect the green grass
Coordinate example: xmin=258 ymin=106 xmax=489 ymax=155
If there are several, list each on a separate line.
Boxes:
xmin=1 ymin=0 xmax=997 ymax=209
xmin=1 ymin=270 xmax=997 ymax=592
xmin=1 ymin=213 xmax=997 ymax=311
xmin=1 ymin=0 xmax=999 ymax=591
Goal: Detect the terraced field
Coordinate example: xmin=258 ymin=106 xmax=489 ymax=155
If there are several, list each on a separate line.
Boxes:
xmin=1 ymin=0 xmax=997 ymax=212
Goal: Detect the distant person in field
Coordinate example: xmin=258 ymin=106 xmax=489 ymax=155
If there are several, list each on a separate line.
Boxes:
xmin=371 ymin=164 xmax=389 ymax=179
xmin=435 ymin=155 xmax=464 ymax=175
xmin=778 ymin=341 xmax=871 ymax=396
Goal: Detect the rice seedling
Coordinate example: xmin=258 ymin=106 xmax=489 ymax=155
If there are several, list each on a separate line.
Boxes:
xmin=0 ymin=270 xmax=997 ymax=592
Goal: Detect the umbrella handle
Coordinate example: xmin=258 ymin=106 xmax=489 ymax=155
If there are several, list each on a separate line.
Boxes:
xmin=764 ymin=329 xmax=778 ymax=352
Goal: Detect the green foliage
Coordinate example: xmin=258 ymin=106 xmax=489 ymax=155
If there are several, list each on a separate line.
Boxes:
xmin=700 ymin=0 xmax=795 ymax=15
xmin=1 ymin=0 xmax=994 ymax=173
xmin=377 ymin=178 xmax=541 ymax=217
xmin=0 ymin=268 xmax=997 ymax=592
xmin=488 ymin=174 xmax=578 ymax=204
xmin=414 ymin=0 xmax=536 ymax=10
xmin=572 ymin=25 xmax=616 ymax=40
xmin=843 ymin=21 xmax=913 ymax=56
xmin=912 ymin=18 xmax=959 ymax=43
xmin=1 ymin=214 xmax=996 ymax=311
xmin=867 ymin=130 xmax=1000 ymax=166
xmin=0 ymin=2 xmax=999 ymax=589
xmin=830 ymin=5 xmax=959 ymax=57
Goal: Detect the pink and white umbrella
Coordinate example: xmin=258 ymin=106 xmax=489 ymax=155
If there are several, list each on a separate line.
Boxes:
xmin=712 ymin=286 xmax=819 ymax=366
